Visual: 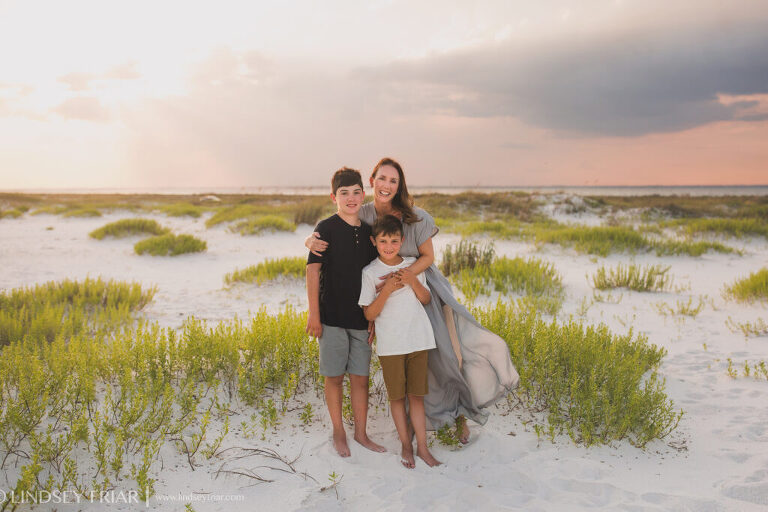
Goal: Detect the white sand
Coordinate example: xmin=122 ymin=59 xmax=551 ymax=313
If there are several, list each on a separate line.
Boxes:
xmin=1 ymin=208 xmax=768 ymax=511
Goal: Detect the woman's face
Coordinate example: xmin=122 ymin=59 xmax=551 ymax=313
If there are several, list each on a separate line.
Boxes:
xmin=371 ymin=165 xmax=400 ymax=204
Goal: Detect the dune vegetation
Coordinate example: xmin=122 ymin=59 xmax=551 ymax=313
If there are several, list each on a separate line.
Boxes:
xmin=723 ymin=268 xmax=768 ymax=303
xmin=475 ymin=300 xmax=682 ymax=447
xmin=590 ymin=263 xmax=672 ymax=292
xmin=157 ymin=203 xmax=205 ymax=218
xmin=233 ymin=215 xmax=296 ymax=235
xmin=0 ymin=208 xmax=26 ymax=219
xmin=440 ymin=240 xmax=564 ymax=314
xmin=225 ymin=256 xmax=306 ymax=285
xmin=0 ymin=278 xmax=155 ymax=347
xmin=89 ymin=218 xmax=170 ymax=239
xmin=134 ymin=233 xmax=207 ymax=256
xmin=0 ymin=267 xmax=684 ymax=503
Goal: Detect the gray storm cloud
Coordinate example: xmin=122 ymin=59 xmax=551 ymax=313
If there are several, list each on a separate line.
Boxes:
xmin=363 ymin=19 xmax=768 ymax=136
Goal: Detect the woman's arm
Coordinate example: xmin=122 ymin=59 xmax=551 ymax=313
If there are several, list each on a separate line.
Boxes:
xmin=407 ymin=238 xmax=435 ymax=275
xmin=305 ymin=232 xmax=328 ymax=256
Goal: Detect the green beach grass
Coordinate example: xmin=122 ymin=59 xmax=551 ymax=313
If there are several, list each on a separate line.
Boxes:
xmin=158 ymin=203 xmax=205 ymax=218
xmin=89 ymin=218 xmax=170 ymax=239
xmin=0 ymin=266 xmax=685 ymax=503
xmin=134 ymin=233 xmax=207 ymax=256
xmin=440 ymin=240 xmax=564 ymax=313
xmin=474 ymin=300 xmax=682 ymax=447
xmin=225 ymin=256 xmax=306 ymax=285
xmin=62 ymin=208 xmax=102 ymax=218
xmin=591 ymin=263 xmax=672 ymax=292
xmin=0 ymin=208 xmax=25 ymax=219
xmin=723 ymin=268 xmax=768 ymax=303
xmin=0 ymin=277 xmax=155 ymax=347
xmin=233 ymin=215 xmax=296 ymax=235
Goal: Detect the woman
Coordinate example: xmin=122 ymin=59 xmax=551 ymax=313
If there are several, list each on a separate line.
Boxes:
xmin=307 ymin=157 xmax=518 ymax=441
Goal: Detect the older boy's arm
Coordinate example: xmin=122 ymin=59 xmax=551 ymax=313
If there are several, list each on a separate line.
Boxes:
xmin=306 ymin=263 xmax=322 ymax=338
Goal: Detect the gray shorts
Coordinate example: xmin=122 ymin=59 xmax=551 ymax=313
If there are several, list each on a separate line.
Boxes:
xmin=318 ymin=325 xmax=372 ymax=377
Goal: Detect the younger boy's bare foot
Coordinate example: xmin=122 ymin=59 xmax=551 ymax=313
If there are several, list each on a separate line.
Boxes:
xmin=354 ymin=433 xmax=386 ymax=453
xmin=400 ymin=442 xmax=415 ymax=469
xmin=333 ymin=430 xmax=351 ymax=457
xmin=416 ymin=445 xmax=442 ymax=467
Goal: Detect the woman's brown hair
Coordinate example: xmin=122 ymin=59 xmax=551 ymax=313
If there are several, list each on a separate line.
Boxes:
xmin=371 ymin=157 xmax=418 ymax=224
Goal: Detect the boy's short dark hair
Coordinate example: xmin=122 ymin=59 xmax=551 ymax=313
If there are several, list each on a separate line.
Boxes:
xmin=331 ymin=167 xmax=364 ymax=195
xmin=372 ymin=215 xmax=403 ymax=238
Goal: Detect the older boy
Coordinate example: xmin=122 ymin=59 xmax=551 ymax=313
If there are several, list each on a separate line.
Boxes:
xmin=306 ymin=167 xmax=386 ymax=457
xmin=359 ymin=215 xmax=441 ymax=468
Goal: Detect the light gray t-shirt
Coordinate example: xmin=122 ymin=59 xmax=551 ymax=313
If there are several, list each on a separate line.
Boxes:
xmin=358 ymin=256 xmax=436 ymax=356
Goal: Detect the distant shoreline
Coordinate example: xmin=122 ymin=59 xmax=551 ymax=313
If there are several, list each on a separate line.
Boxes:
xmin=3 ymin=185 xmax=768 ymax=197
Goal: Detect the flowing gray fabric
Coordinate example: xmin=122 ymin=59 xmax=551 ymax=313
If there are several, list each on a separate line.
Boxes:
xmin=360 ymin=203 xmax=519 ymax=428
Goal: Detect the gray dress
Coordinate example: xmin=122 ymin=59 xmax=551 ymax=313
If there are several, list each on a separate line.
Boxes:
xmin=360 ymin=203 xmax=519 ymax=428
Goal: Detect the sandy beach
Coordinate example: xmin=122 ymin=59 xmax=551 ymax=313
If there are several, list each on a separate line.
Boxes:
xmin=1 ymin=196 xmax=768 ymax=511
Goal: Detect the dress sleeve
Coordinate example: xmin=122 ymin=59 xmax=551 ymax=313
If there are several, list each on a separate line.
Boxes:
xmin=414 ymin=208 xmax=439 ymax=247
xmin=358 ymin=269 xmax=377 ymax=306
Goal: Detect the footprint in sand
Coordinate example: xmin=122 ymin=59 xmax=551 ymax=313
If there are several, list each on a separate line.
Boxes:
xmin=722 ymin=482 xmax=768 ymax=506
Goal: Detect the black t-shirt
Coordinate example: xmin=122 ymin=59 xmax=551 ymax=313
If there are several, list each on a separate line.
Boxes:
xmin=307 ymin=214 xmax=378 ymax=330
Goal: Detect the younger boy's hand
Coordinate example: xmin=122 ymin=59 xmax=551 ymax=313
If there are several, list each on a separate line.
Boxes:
xmin=375 ymin=271 xmax=394 ymax=293
xmin=367 ymin=321 xmax=375 ymax=345
xmin=306 ymin=314 xmax=323 ymax=338
xmin=381 ymin=273 xmax=404 ymax=294
xmin=395 ymin=268 xmax=417 ymax=287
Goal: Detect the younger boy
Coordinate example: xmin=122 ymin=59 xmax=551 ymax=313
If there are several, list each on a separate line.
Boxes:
xmin=358 ymin=215 xmax=442 ymax=468
xmin=306 ymin=167 xmax=386 ymax=458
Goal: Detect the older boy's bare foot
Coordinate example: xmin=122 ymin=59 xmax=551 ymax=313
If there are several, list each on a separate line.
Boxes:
xmin=354 ymin=433 xmax=386 ymax=453
xmin=457 ymin=415 xmax=470 ymax=444
xmin=416 ymin=445 xmax=442 ymax=467
xmin=400 ymin=443 xmax=415 ymax=469
xmin=333 ymin=430 xmax=350 ymax=457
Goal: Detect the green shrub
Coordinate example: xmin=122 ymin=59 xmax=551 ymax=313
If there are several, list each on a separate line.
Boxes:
xmin=591 ymin=263 xmax=672 ymax=292
xmin=474 ymin=300 xmax=682 ymax=447
xmin=454 ymin=257 xmax=564 ymax=314
xmin=90 ymin=219 xmax=170 ymax=240
xmin=652 ymin=239 xmax=735 ymax=256
xmin=0 ymin=208 xmax=24 ymax=219
xmin=293 ymin=201 xmax=329 ymax=226
xmin=664 ymin=218 xmax=768 ymax=239
xmin=724 ymin=268 xmax=768 ymax=303
xmin=441 ymin=241 xmax=564 ymax=313
xmin=205 ymin=205 xmax=259 ymax=228
xmin=451 ymin=220 xmax=523 ymax=239
xmin=225 ymin=257 xmax=306 ymax=285
xmin=439 ymin=239 xmax=495 ymax=276
xmin=0 ymin=304 xmax=314 ymax=502
xmin=535 ymin=225 xmax=653 ymax=256
xmin=0 ymin=278 xmax=155 ymax=347
xmin=134 ymin=234 xmax=207 ymax=256
xmin=233 ymin=215 xmax=296 ymax=235
xmin=159 ymin=203 xmax=204 ymax=218
xmin=62 ymin=208 xmax=102 ymax=218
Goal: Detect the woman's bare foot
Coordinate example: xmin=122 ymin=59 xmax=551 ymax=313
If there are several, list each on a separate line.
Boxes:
xmin=354 ymin=433 xmax=386 ymax=453
xmin=416 ymin=445 xmax=442 ymax=467
xmin=457 ymin=415 xmax=470 ymax=444
xmin=333 ymin=429 xmax=351 ymax=457
xmin=400 ymin=442 xmax=415 ymax=469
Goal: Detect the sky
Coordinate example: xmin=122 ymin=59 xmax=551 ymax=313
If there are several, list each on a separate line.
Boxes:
xmin=1 ymin=0 xmax=767 ymax=189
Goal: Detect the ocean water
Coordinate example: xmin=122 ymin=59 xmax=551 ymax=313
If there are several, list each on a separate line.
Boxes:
xmin=3 ymin=185 xmax=768 ymax=196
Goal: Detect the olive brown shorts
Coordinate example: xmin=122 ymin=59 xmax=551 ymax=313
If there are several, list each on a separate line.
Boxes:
xmin=378 ymin=350 xmax=429 ymax=401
